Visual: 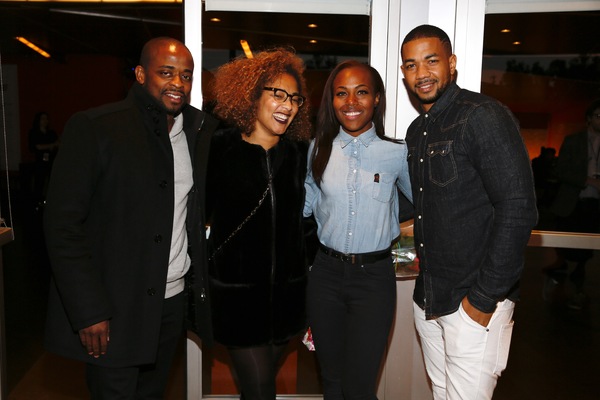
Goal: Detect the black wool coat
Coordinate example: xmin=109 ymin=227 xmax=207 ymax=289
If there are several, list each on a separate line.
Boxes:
xmin=207 ymin=128 xmax=308 ymax=347
xmin=43 ymin=83 xmax=216 ymax=367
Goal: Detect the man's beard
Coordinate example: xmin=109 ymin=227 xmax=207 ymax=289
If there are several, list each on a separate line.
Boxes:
xmin=417 ymin=80 xmax=449 ymax=105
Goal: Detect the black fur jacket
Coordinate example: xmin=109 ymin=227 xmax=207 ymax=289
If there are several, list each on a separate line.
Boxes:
xmin=206 ymin=127 xmax=308 ymax=347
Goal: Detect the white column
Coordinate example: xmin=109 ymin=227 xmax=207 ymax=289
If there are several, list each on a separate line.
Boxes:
xmin=185 ymin=0 xmax=204 ymax=110
xmin=183 ymin=2 xmax=205 ymax=398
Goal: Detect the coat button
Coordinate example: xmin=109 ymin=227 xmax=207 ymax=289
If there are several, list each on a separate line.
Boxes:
xmin=154 ymin=234 xmax=162 ymax=243
xmin=160 ymin=180 xmax=167 ymax=189
xmin=147 ymin=288 xmax=156 ymax=296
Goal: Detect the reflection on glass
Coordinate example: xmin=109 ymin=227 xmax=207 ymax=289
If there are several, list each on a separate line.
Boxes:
xmin=482 ymin=11 xmax=600 ymax=234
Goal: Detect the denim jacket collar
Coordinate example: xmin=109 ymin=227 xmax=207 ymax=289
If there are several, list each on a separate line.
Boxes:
xmin=337 ymin=123 xmax=377 ymax=149
xmin=423 ymin=81 xmax=461 ymax=123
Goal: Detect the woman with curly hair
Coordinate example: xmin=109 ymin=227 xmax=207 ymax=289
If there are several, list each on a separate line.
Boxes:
xmin=206 ymin=48 xmax=312 ymax=400
xmin=304 ymin=60 xmax=412 ymax=399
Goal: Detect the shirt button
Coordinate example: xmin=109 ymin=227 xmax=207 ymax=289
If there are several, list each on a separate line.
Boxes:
xmin=419 ymin=187 xmax=423 ymax=191
xmin=423 ymin=131 xmax=427 ymax=136
xmin=353 ymin=169 xmax=357 ymax=173
xmin=425 ymin=114 xmax=429 ymax=118
xmin=154 ymin=234 xmax=162 ymax=243
xmin=353 ymin=139 xmax=357 ymax=143
xmin=418 ymin=215 xmax=422 ymax=219
xmin=420 ymin=159 xmax=424 ymax=163
xmin=348 ymin=232 xmax=353 ymax=236
xmin=420 ymin=243 xmax=424 ymax=247
xmin=354 ymin=151 xmax=357 ymax=155
xmin=351 ymin=211 xmax=355 ymax=215
xmin=352 ymin=190 xmax=356 ymax=194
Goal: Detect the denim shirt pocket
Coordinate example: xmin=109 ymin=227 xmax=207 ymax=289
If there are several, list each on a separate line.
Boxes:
xmin=371 ymin=172 xmax=394 ymax=202
xmin=427 ymin=141 xmax=457 ymax=187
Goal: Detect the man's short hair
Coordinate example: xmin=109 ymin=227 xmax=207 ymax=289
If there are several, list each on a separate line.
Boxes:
xmin=402 ymin=24 xmax=453 ymax=55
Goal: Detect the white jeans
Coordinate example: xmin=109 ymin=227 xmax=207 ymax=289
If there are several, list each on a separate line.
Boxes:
xmin=413 ymin=299 xmax=515 ymax=400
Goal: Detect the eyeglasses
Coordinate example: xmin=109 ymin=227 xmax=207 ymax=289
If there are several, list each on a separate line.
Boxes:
xmin=263 ymin=87 xmax=306 ymax=107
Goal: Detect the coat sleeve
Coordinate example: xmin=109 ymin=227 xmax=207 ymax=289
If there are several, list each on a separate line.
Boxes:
xmin=43 ymin=112 xmax=112 ymax=331
xmin=464 ymin=103 xmax=538 ymax=313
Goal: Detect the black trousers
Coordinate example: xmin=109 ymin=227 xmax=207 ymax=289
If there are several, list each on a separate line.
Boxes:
xmin=307 ymin=249 xmax=396 ymax=400
xmin=86 ymin=292 xmax=185 ymax=400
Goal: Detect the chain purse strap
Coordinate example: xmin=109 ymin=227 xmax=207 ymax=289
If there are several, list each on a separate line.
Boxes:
xmin=209 ymin=185 xmax=270 ymax=261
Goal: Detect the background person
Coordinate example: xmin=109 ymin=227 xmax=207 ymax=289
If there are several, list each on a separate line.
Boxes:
xmin=43 ymin=37 xmax=216 ymax=399
xmin=206 ymin=48 xmax=312 ymax=400
xmin=401 ymin=24 xmax=537 ymax=400
xmin=546 ymin=98 xmax=600 ymax=310
xmin=304 ymin=60 xmax=412 ymax=400
xmin=28 ymin=111 xmax=59 ymax=208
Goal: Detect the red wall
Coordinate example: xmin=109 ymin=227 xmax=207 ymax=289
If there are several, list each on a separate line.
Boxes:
xmin=482 ymin=70 xmax=600 ymax=158
xmin=6 ymin=54 xmax=135 ymax=163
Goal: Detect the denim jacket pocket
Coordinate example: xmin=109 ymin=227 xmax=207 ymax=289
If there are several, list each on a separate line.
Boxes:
xmin=426 ymin=141 xmax=457 ymax=187
xmin=371 ymin=172 xmax=394 ymax=203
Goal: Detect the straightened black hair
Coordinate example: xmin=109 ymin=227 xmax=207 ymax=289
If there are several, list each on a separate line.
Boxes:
xmin=310 ymin=60 xmax=402 ymax=186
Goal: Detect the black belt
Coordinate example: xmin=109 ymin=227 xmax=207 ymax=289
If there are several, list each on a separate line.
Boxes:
xmin=319 ymin=244 xmax=391 ymax=265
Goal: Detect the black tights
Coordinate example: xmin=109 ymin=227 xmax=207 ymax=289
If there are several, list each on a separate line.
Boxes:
xmin=228 ymin=343 xmax=288 ymax=400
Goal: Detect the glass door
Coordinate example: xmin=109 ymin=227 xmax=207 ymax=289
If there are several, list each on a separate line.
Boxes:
xmin=185 ymin=1 xmax=370 ymax=398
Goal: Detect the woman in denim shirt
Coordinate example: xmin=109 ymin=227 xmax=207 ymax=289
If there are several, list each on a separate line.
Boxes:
xmin=304 ymin=60 xmax=412 ymax=399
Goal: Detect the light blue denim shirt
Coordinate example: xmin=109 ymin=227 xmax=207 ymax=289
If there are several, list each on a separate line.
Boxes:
xmin=304 ymin=124 xmax=413 ymax=254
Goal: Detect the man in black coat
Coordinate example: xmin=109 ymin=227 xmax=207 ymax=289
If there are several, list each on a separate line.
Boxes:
xmin=43 ymin=37 xmax=216 ymax=398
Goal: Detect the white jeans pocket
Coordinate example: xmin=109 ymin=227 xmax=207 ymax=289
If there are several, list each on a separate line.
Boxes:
xmin=493 ymin=320 xmax=514 ymax=376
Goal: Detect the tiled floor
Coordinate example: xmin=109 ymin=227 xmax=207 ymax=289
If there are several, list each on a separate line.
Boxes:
xmin=2 ymin=193 xmax=599 ymax=399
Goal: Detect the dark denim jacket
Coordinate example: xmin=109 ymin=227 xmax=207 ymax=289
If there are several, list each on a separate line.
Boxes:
xmin=406 ymin=82 xmax=538 ymax=318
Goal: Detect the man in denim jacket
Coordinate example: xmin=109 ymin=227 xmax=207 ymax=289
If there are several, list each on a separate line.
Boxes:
xmin=401 ymin=25 xmax=537 ymax=399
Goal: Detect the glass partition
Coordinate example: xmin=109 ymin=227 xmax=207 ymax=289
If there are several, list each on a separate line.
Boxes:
xmin=481 ymin=10 xmax=600 ymax=232
xmin=201 ymin=8 xmax=370 ymax=119
xmin=199 ymin=6 xmax=369 ymax=396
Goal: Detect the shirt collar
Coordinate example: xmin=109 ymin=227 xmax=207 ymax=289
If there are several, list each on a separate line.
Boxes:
xmin=130 ymin=82 xmax=188 ymax=118
xmin=170 ymin=114 xmax=184 ymax=138
xmin=336 ymin=123 xmax=377 ymax=148
xmin=422 ymin=81 xmax=460 ymax=122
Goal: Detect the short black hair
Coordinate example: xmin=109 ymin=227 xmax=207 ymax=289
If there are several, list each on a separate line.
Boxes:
xmin=402 ymin=24 xmax=452 ymax=55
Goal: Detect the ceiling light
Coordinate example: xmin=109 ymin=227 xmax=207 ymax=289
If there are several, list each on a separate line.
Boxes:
xmin=240 ymin=40 xmax=253 ymax=58
xmin=15 ymin=36 xmax=51 ymax=58
xmin=501 ymin=28 xmax=511 ymax=33
xmin=308 ymin=24 xmax=318 ymax=28
xmin=210 ymin=18 xmax=221 ymax=22
xmin=51 ymin=8 xmax=180 ymax=25
xmin=309 ymin=40 xmax=317 ymax=44
xmin=513 ymin=41 xmax=521 ymax=45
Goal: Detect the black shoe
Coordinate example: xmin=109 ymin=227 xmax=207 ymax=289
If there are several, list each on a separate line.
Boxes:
xmin=542 ymin=261 xmax=567 ymax=273
xmin=567 ymin=292 xmax=589 ymax=310
xmin=542 ymin=262 xmax=568 ymax=284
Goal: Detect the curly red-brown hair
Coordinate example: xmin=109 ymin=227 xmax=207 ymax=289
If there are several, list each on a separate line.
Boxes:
xmin=211 ymin=48 xmax=311 ymax=141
